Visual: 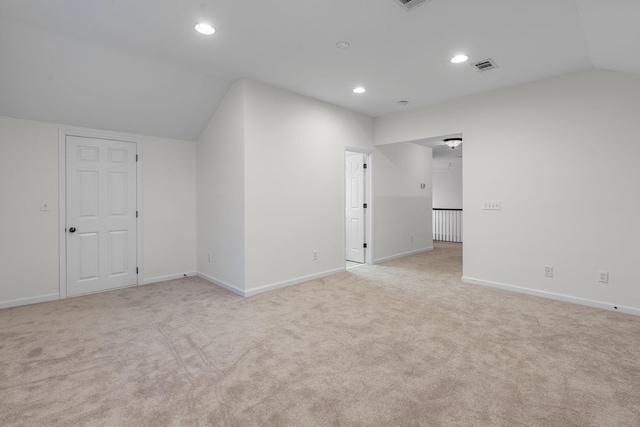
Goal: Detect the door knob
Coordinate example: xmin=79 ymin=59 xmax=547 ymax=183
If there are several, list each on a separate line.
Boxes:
xmin=69 ymin=227 xmax=76 ymax=233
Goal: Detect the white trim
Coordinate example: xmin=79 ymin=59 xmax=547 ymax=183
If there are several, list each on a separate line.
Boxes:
xmin=142 ymin=272 xmax=197 ymax=286
xmin=462 ymin=276 xmax=640 ymax=317
xmin=344 ymin=146 xmax=372 ymax=155
xmin=58 ymin=133 xmax=67 ymax=299
xmin=0 ymin=294 xmax=59 ymax=310
xmin=244 ymin=267 xmax=346 ymax=297
xmin=136 ymin=141 xmax=144 ymax=287
xmin=344 ymin=146 xmax=374 ymax=265
xmin=374 ymin=247 xmax=433 ymax=264
xmin=58 ymin=130 xmax=143 ymax=300
xmin=199 ymin=268 xmax=346 ymax=298
xmin=197 ymin=272 xmax=245 ymax=297
xmin=201 ymin=267 xmax=347 ymax=297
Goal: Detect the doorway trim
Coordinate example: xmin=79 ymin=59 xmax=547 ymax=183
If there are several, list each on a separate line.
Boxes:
xmin=58 ymin=129 xmax=143 ymax=299
xmin=344 ymin=146 xmax=374 ymax=265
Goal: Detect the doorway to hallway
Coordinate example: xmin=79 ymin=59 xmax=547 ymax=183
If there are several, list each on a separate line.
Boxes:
xmin=345 ymin=148 xmax=372 ymax=267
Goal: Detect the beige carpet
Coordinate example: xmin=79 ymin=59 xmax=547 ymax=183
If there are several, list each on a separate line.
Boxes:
xmin=2 ymin=242 xmax=640 ymax=426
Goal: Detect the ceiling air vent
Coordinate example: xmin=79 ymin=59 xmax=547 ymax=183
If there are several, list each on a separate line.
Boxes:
xmin=474 ymin=59 xmax=498 ymax=72
xmin=395 ymin=0 xmax=431 ymax=12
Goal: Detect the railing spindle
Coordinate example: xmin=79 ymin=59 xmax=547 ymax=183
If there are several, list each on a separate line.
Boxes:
xmin=432 ymin=209 xmax=463 ymax=243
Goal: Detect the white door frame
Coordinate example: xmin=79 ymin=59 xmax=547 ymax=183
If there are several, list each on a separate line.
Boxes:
xmin=344 ymin=146 xmax=373 ymax=264
xmin=58 ymin=130 xmax=143 ymax=299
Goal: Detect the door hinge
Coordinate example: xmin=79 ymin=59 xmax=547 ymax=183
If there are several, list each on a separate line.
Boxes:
xmin=363 ymin=243 xmax=368 ymax=249
xmin=363 ymin=203 xmax=367 ymax=209
xmin=136 ymin=154 xmax=139 ymax=162
xmin=136 ymin=267 xmax=139 ymax=274
xmin=136 ymin=210 xmax=138 ymax=218
xmin=363 ymin=163 xmax=367 ymax=169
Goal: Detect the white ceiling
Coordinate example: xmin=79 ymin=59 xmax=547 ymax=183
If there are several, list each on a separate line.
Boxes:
xmin=0 ymin=0 xmax=638 ymax=141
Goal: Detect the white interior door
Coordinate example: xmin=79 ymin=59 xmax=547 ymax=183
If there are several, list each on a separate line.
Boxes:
xmin=66 ymin=136 xmax=138 ymax=296
xmin=346 ymin=152 xmax=365 ymax=263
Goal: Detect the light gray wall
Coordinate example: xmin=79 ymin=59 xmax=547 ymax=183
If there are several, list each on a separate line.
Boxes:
xmin=432 ymin=158 xmax=462 ymax=209
xmin=0 ymin=116 xmax=197 ymax=307
xmin=196 ymin=81 xmax=246 ymax=292
xmin=142 ymin=134 xmax=197 ymax=280
xmin=243 ymin=79 xmax=363 ymax=292
xmin=374 ymin=142 xmax=433 ymax=261
xmin=196 ymin=79 xmax=433 ymax=295
xmin=375 ymin=69 xmax=640 ymax=314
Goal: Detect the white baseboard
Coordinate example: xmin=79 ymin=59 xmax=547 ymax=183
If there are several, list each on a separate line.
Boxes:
xmin=462 ymin=276 xmax=640 ymax=317
xmin=197 ymin=267 xmax=347 ymax=298
xmin=374 ymin=247 xmax=433 ymax=264
xmin=142 ymin=271 xmax=197 ymax=286
xmin=243 ymin=267 xmax=346 ymax=297
xmin=196 ymin=272 xmax=244 ymax=297
xmin=0 ymin=293 xmax=59 ymax=310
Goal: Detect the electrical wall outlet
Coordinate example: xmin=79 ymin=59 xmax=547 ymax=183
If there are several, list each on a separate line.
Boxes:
xmin=208 ymin=252 xmax=212 ymax=263
xmin=544 ymin=266 xmax=553 ymax=278
xmin=483 ymin=200 xmax=501 ymax=210
xmin=598 ymin=271 xmax=609 ymax=283
xmin=313 ymin=250 xmax=318 ymax=260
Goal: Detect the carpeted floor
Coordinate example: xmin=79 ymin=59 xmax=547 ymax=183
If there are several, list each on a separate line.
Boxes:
xmin=1 ymin=242 xmax=640 ymax=426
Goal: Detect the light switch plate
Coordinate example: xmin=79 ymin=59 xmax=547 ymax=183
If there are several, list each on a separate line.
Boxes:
xmin=483 ymin=200 xmax=501 ymax=210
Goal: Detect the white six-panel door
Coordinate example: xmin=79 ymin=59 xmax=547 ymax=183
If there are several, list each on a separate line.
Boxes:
xmin=346 ymin=152 xmax=365 ymax=263
xmin=66 ymin=136 xmax=138 ymax=296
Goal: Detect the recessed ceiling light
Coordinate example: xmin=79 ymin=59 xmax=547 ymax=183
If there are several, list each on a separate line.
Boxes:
xmin=450 ymin=54 xmax=469 ymax=64
xmin=397 ymin=100 xmax=410 ymax=106
xmin=194 ymin=23 xmax=215 ymax=35
xmin=353 ymin=87 xmax=366 ymax=94
xmin=336 ymin=41 xmax=351 ymax=49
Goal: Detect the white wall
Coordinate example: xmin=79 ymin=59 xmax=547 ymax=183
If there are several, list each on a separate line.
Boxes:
xmin=196 ymin=81 xmax=246 ymax=293
xmin=374 ymin=143 xmax=433 ymax=262
xmin=432 ymin=158 xmax=463 ymax=209
xmin=0 ymin=118 xmax=59 ymax=306
xmin=142 ymin=136 xmax=197 ymax=281
xmin=375 ymin=69 xmax=640 ymax=314
xmin=242 ymin=80 xmax=374 ymax=293
xmin=231 ymin=79 xmax=433 ymax=294
xmin=0 ymin=116 xmax=197 ymax=307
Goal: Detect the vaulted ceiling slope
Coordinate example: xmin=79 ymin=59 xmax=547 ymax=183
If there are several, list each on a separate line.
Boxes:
xmin=0 ymin=0 xmax=638 ymax=141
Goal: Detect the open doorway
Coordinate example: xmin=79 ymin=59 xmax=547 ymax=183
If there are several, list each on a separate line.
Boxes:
xmin=432 ymin=137 xmax=463 ymax=244
xmin=406 ymin=134 xmax=463 ymax=248
xmin=345 ymin=148 xmax=372 ymax=269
